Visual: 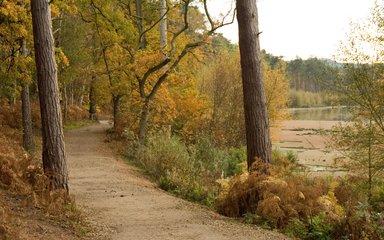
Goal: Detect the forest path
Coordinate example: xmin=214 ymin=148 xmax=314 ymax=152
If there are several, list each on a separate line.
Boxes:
xmin=66 ymin=122 xmax=288 ymax=240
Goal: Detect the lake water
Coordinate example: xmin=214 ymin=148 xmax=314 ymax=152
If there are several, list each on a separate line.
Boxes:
xmin=289 ymin=106 xmax=351 ymax=121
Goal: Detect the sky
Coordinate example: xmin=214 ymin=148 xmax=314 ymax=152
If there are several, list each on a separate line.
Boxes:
xmin=209 ymin=0 xmax=376 ymax=60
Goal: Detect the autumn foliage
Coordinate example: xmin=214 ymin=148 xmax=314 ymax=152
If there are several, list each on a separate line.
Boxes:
xmin=0 ymin=102 xmax=87 ymax=240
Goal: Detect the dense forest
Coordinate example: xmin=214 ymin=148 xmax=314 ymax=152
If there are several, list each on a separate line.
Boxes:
xmin=1 ymin=0 xmax=384 ymax=239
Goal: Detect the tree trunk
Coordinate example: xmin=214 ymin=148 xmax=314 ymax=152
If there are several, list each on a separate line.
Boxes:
xmin=70 ymin=81 xmax=74 ymax=106
xmin=89 ymin=76 xmax=97 ymax=120
xmin=237 ymin=0 xmax=272 ymax=170
xmin=160 ymin=0 xmax=167 ymax=56
xmin=138 ymin=100 xmax=149 ymax=145
xmin=112 ymin=95 xmax=121 ymax=133
xmin=79 ymin=78 xmax=86 ymax=106
xmin=21 ymin=38 xmax=34 ymax=152
xmin=11 ymin=80 xmax=17 ymax=105
xmin=62 ymin=84 xmax=68 ymax=123
xmin=21 ymin=85 xmax=34 ymax=152
xmin=135 ymin=0 xmax=147 ymax=49
xmin=31 ymin=0 xmax=68 ymax=191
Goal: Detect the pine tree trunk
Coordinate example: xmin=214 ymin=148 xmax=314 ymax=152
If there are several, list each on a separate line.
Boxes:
xmin=237 ymin=0 xmax=272 ymax=169
xmin=79 ymin=78 xmax=86 ymax=106
xmin=138 ymin=100 xmax=149 ymax=145
xmin=70 ymin=81 xmax=74 ymax=106
xmin=21 ymin=85 xmax=34 ymax=152
xmin=89 ymin=76 xmax=96 ymax=120
xmin=112 ymin=95 xmax=121 ymax=133
xmin=62 ymin=84 xmax=68 ymax=123
xmin=160 ymin=0 xmax=167 ymax=56
xmin=31 ymin=0 xmax=68 ymax=191
xmin=21 ymin=38 xmax=34 ymax=152
xmin=135 ymin=0 xmax=147 ymax=49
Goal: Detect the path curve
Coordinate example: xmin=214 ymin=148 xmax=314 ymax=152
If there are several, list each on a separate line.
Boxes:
xmin=66 ymin=123 xmax=288 ymax=240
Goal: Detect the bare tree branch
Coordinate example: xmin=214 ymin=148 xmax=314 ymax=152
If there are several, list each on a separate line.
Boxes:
xmin=147 ymin=42 xmax=203 ymax=101
xmin=137 ymin=6 xmax=170 ymax=50
xmin=169 ymin=0 xmax=190 ymax=57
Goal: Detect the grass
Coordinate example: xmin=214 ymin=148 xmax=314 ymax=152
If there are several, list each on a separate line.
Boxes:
xmin=64 ymin=120 xmax=93 ymax=131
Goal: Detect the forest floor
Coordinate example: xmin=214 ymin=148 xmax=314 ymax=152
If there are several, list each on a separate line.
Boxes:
xmin=66 ymin=122 xmax=289 ymax=240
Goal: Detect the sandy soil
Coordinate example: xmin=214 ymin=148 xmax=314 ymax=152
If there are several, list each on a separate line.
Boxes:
xmin=274 ymin=120 xmax=347 ymax=174
xmin=66 ymin=123 xmax=289 ymax=240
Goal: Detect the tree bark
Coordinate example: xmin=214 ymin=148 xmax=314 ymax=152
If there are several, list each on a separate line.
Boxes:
xmin=62 ymin=84 xmax=68 ymax=123
xmin=237 ymin=0 xmax=272 ymax=169
xmin=135 ymin=0 xmax=147 ymax=49
xmin=160 ymin=0 xmax=167 ymax=56
xmin=31 ymin=0 xmax=68 ymax=191
xmin=138 ymin=100 xmax=149 ymax=145
xmin=21 ymin=85 xmax=34 ymax=152
xmin=21 ymin=38 xmax=34 ymax=152
xmin=112 ymin=95 xmax=122 ymax=133
xmin=89 ymin=76 xmax=97 ymax=120
xmin=70 ymin=81 xmax=74 ymax=106
xmin=79 ymin=78 xmax=86 ymax=106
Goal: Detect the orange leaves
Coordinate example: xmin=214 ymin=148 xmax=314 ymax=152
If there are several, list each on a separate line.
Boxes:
xmin=170 ymin=77 xmax=210 ymax=141
xmin=135 ymin=50 xmax=165 ymax=77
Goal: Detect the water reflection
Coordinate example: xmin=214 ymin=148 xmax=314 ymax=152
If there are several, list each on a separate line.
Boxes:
xmin=289 ymin=107 xmax=351 ymax=121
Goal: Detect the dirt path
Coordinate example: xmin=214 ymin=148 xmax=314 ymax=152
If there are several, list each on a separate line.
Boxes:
xmin=66 ymin=123 xmax=288 ymax=240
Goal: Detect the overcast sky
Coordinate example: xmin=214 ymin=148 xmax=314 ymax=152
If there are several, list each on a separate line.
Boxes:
xmin=208 ymin=0 xmax=376 ymax=60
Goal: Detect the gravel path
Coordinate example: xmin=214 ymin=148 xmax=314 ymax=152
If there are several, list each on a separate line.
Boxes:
xmin=66 ymin=123 xmax=289 ymax=240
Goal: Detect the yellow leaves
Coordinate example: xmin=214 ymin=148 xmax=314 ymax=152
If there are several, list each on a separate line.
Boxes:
xmin=55 ymin=48 xmax=70 ymax=67
xmin=149 ymin=86 xmax=177 ymax=132
xmin=170 ymin=74 xmax=211 ymax=141
xmin=262 ymin=58 xmax=290 ymax=126
xmin=135 ymin=50 xmax=164 ymax=75
xmin=51 ymin=0 xmax=77 ymax=17
xmin=0 ymin=0 xmax=30 ymax=40
xmin=50 ymin=4 xmax=60 ymax=17
xmin=317 ymin=192 xmax=345 ymax=223
xmin=54 ymin=0 xmax=77 ymax=14
xmin=0 ymin=1 xmax=26 ymax=21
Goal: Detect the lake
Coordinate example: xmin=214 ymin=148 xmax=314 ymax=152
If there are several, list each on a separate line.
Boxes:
xmin=289 ymin=106 xmax=351 ymax=121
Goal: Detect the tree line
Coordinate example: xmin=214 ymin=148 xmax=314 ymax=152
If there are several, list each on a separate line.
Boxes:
xmin=0 ymin=0 xmax=276 ymax=192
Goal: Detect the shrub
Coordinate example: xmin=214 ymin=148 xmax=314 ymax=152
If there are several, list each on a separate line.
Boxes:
xmin=284 ymin=218 xmax=308 ymax=239
xmin=0 ymin=119 xmax=83 ymax=239
xmin=128 ymin=132 xmax=383 ymax=239
xmin=132 ymin=133 xmax=251 ymax=206
xmin=217 ymin=167 xmax=384 ymax=240
xmin=224 ymin=147 xmax=247 ymax=177
xmin=306 ymin=213 xmax=334 ymax=240
xmin=190 ymin=136 xmax=226 ymax=180
xmin=136 ymin=134 xmax=215 ymax=205
xmin=138 ymin=134 xmax=191 ymax=180
xmin=271 ymin=148 xmax=300 ymax=177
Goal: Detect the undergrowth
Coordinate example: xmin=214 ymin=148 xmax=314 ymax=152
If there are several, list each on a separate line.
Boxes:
xmin=121 ymin=129 xmax=384 ymax=239
xmin=217 ymin=161 xmax=384 ymax=239
xmin=123 ymin=133 xmax=246 ymax=207
xmin=0 ymin=101 xmax=89 ymax=239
